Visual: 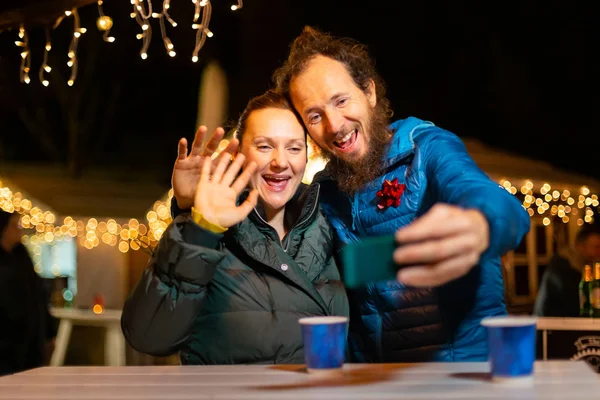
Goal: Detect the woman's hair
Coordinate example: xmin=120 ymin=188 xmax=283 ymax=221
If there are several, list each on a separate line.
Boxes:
xmin=234 ymin=89 xmax=306 ymax=143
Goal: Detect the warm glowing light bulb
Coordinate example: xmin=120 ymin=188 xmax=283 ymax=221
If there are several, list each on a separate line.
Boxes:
xmin=169 ymin=51 xmax=176 ymax=57
xmin=231 ymin=5 xmax=238 ymax=10
xmin=65 ymin=10 xmax=72 ymax=16
xmin=68 ymin=80 xmax=74 ymax=86
xmin=44 ymin=66 xmax=51 ymax=72
xmin=97 ymin=16 xmax=113 ymax=31
xmin=107 ymin=37 xmax=115 ymax=42
xmin=192 ymin=56 xmax=198 ymax=62
xmin=141 ymin=52 xmax=148 ymax=60
xmin=42 ymin=80 xmax=49 ymax=87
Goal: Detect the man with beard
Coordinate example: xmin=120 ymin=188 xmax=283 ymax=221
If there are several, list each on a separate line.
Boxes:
xmin=271 ymin=26 xmax=531 ymax=362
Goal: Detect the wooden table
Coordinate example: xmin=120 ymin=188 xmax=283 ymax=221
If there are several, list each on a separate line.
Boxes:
xmin=49 ymin=307 xmax=125 ymax=367
xmin=536 ymin=317 xmax=600 ymax=360
xmin=0 ymin=362 xmax=598 ymax=399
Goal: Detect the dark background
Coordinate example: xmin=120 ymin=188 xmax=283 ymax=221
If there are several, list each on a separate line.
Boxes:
xmin=1 ymin=0 xmax=598 ymax=185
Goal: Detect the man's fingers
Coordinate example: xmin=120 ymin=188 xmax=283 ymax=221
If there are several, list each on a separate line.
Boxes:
xmin=190 ymin=126 xmax=208 ymax=156
xmin=177 ymin=138 xmax=188 ymax=161
xmin=396 ymin=253 xmax=477 ymax=288
xmin=221 ymin=154 xmax=246 ymax=187
xmin=202 ymin=127 xmax=226 ymax=157
xmin=395 ymin=204 xmax=469 ymax=243
xmin=393 ymin=233 xmax=479 ymax=265
xmin=231 ymin=161 xmax=257 ymax=195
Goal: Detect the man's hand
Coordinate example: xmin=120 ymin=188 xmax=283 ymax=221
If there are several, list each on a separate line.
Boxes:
xmin=172 ymin=125 xmax=240 ymax=210
xmin=393 ymin=204 xmax=489 ymax=287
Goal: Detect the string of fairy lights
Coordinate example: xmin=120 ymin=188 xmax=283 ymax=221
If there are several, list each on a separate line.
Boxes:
xmin=12 ymin=0 xmax=244 ymax=86
xmin=499 ymin=180 xmax=598 ymax=227
xmin=0 ymin=179 xmax=174 ymax=276
xmin=1 ymin=176 xmax=596 ymax=255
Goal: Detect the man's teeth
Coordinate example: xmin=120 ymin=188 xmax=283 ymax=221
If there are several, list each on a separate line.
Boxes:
xmin=337 ymin=130 xmax=355 ymax=144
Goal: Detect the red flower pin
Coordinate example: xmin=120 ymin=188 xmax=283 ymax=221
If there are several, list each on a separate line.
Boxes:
xmin=376 ymin=178 xmax=406 ymax=210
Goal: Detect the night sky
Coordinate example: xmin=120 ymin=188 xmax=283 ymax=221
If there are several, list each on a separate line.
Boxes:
xmin=1 ymin=0 xmax=598 ymax=186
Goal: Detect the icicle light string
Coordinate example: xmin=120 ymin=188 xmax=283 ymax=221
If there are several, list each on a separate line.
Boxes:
xmin=9 ymin=0 xmax=245 ymax=84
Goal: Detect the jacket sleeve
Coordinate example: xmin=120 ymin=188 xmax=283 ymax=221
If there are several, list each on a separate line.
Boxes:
xmin=121 ymin=213 xmax=226 ymax=356
xmin=170 ymin=196 xmax=190 ymax=219
xmin=419 ymin=128 xmax=530 ymax=260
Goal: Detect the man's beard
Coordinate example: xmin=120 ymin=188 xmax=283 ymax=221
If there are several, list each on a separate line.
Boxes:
xmin=320 ymin=106 xmax=392 ymax=194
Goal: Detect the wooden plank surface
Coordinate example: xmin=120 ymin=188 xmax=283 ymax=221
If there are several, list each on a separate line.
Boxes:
xmin=0 ymin=362 xmax=597 ymax=399
xmin=536 ymin=317 xmax=600 ymax=331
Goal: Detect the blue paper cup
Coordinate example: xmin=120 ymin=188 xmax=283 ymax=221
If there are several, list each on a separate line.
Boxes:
xmin=299 ymin=316 xmax=348 ymax=377
xmin=481 ymin=316 xmax=537 ymax=383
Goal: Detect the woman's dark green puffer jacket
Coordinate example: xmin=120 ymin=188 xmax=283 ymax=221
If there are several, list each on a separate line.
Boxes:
xmin=121 ymin=183 xmax=349 ymax=364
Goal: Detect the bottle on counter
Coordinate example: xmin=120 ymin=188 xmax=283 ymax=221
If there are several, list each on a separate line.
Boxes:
xmin=590 ymin=263 xmax=600 ymax=318
xmin=579 ymin=264 xmax=593 ymax=317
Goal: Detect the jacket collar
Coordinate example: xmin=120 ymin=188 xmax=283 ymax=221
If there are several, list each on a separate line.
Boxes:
xmin=246 ymin=183 xmax=320 ymax=236
xmin=382 ymin=117 xmax=434 ymax=169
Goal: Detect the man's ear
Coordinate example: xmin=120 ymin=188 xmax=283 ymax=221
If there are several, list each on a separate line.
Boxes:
xmin=366 ymin=79 xmax=377 ymax=108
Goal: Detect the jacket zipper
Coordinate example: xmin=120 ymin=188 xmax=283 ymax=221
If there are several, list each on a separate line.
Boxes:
xmin=284 ymin=185 xmax=320 ymax=252
xmin=352 ymin=190 xmax=366 ymax=236
xmin=376 ymin=312 xmax=383 ymax=362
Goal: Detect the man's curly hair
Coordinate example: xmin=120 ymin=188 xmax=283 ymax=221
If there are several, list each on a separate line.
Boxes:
xmin=272 ymin=26 xmax=392 ymax=119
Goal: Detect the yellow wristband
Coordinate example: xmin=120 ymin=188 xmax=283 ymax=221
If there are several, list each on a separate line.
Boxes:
xmin=191 ymin=207 xmax=228 ymax=234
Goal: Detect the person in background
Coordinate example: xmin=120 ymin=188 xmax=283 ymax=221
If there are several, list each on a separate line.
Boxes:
xmin=534 ymin=226 xmax=600 ymax=317
xmin=121 ymin=90 xmax=349 ymax=364
xmin=0 ymin=210 xmax=57 ymax=375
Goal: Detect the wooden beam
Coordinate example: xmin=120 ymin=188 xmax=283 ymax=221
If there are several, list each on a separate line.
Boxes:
xmin=0 ymin=0 xmax=97 ymax=30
